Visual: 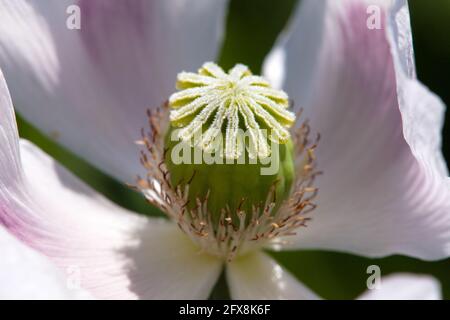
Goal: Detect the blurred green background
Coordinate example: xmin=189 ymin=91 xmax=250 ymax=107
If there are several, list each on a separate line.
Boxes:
xmin=17 ymin=0 xmax=450 ymax=299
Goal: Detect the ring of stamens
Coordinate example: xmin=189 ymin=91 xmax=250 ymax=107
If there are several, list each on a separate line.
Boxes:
xmin=134 ymin=104 xmax=321 ymax=262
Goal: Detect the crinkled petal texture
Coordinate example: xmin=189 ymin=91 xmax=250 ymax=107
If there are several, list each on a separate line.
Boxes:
xmin=358 ymin=273 xmax=441 ymax=300
xmin=0 ymin=225 xmax=91 ymax=299
xmin=226 ymin=252 xmax=319 ymax=300
xmin=0 ymin=0 xmax=228 ymax=183
xmin=264 ymin=0 xmax=450 ymax=259
xmin=0 ymin=71 xmax=222 ymax=299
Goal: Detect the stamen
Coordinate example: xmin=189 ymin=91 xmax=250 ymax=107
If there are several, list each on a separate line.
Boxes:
xmin=135 ymin=105 xmax=320 ymax=261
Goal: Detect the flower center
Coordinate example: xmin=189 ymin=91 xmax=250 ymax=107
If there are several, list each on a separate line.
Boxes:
xmin=135 ymin=63 xmax=320 ymax=261
xmin=169 ymin=62 xmax=295 ymax=159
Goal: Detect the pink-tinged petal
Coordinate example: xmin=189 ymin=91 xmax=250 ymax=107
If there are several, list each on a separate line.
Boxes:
xmin=226 ymin=252 xmax=319 ymax=300
xmin=358 ymin=273 xmax=441 ymax=300
xmin=0 ymin=225 xmax=92 ymax=300
xmin=264 ymin=0 xmax=450 ymax=259
xmin=0 ymin=70 xmax=222 ymax=299
xmin=0 ymin=0 xmax=228 ymax=184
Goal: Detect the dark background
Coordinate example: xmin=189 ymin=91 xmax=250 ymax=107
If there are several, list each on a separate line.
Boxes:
xmin=17 ymin=0 xmax=450 ymax=299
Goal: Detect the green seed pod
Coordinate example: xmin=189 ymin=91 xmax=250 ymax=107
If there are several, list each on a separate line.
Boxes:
xmin=164 ymin=62 xmax=296 ymax=227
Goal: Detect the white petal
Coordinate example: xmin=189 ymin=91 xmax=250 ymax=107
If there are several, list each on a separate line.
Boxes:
xmin=226 ymin=252 xmax=319 ymax=300
xmin=0 ymin=225 xmax=91 ymax=300
xmin=265 ymin=0 xmax=450 ymax=259
xmin=0 ymin=0 xmax=228 ymax=184
xmin=358 ymin=273 xmax=441 ymax=300
xmin=0 ymin=70 xmax=222 ymax=299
